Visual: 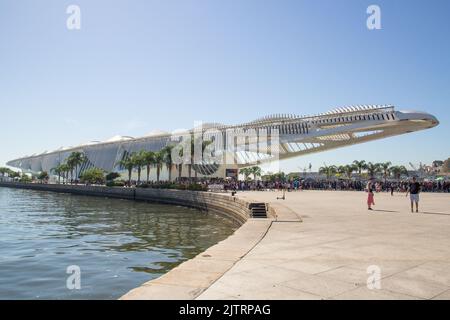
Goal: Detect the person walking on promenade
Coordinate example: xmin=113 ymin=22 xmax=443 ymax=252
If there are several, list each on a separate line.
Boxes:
xmin=366 ymin=178 xmax=375 ymax=211
xmin=406 ymin=176 xmax=421 ymax=213
xmin=390 ymin=182 xmax=395 ymax=196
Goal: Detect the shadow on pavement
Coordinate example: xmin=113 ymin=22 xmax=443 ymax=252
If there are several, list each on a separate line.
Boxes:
xmin=421 ymin=211 xmax=449 ymax=216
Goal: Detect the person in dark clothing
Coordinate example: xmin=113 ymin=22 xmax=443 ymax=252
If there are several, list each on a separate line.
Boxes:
xmin=406 ymin=176 xmax=421 ymax=213
xmin=390 ymin=183 xmax=395 ymax=196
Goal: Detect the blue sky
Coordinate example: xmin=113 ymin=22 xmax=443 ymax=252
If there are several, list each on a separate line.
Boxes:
xmin=0 ymin=0 xmax=448 ymax=171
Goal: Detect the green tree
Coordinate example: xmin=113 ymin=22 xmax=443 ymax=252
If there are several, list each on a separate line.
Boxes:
xmin=10 ymin=171 xmax=20 ymax=179
xmin=366 ymin=162 xmax=381 ymax=178
xmin=343 ymin=164 xmax=356 ymax=179
xmin=187 ymin=135 xmax=213 ymax=180
xmin=37 ymin=171 xmax=49 ymax=182
xmin=105 ymin=172 xmax=120 ymax=182
xmin=153 ymin=151 xmax=165 ymax=182
xmin=66 ymin=157 xmax=75 ymax=182
xmin=80 ymin=168 xmax=105 ymax=185
xmin=319 ymin=165 xmax=337 ymax=179
xmin=0 ymin=167 xmax=17 ymax=180
xmin=132 ymin=151 xmax=147 ymax=185
xmin=60 ymin=163 xmax=71 ymax=184
xmin=19 ymin=173 xmax=31 ymax=183
xmin=250 ymin=166 xmax=262 ymax=182
xmin=117 ymin=155 xmax=135 ymax=186
xmin=353 ymin=160 xmax=367 ymax=176
xmin=162 ymin=145 xmax=175 ymax=182
xmin=239 ymin=168 xmax=251 ymax=181
xmin=51 ymin=164 xmax=66 ymax=184
xmin=274 ymin=172 xmax=287 ymax=182
xmin=389 ymin=165 xmax=408 ymax=181
xmin=142 ymin=150 xmax=156 ymax=183
xmin=0 ymin=167 xmax=7 ymax=177
xmin=380 ymin=161 xmax=392 ymax=183
xmin=67 ymin=151 xmax=86 ymax=181
xmin=177 ymin=147 xmax=184 ymax=181
xmin=336 ymin=165 xmax=346 ymax=178
xmin=188 ymin=134 xmax=195 ymax=180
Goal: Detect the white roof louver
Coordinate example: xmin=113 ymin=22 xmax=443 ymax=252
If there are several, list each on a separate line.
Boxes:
xmin=105 ymin=135 xmax=134 ymax=143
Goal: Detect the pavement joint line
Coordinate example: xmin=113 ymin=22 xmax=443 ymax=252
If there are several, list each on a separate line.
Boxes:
xmin=431 ymin=288 xmax=450 ymax=300
xmin=332 ymin=283 xmax=426 ymax=300
xmin=313 ymin=264 xmax=353 ymax=276
xmin=431 ymin=287 xmax=450 ymax=299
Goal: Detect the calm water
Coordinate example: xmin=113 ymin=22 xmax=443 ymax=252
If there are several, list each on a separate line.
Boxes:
xmin=0 ymin=187 xmax=238 ymax=300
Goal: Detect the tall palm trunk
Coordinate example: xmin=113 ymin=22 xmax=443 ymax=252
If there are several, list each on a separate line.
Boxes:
xmin=146 ymin=165 xmax=151 ymax=183
xmin=128 ymin=168 xmax=132 ymax=186
xmin=137 ymin=167 xmax=141 ymax=184
xmin=178 ymin=164 xmax=182 ymax=180
xmin=157 ymin=166 xmax=161 ymax=182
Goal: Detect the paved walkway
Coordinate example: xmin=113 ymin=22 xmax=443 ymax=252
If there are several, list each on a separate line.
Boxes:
xmin=198 ymin=191 xmax=450 ymax=300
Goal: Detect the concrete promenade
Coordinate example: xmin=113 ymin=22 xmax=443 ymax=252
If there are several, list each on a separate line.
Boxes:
xmin=198 ymin=191 xmax=450 ymax=300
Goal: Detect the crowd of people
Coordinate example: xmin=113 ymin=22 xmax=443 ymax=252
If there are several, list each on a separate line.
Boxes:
xmin=200 ymin=176 xmax=448 ymax=214
xmin=199 ymin=177 xmax=450 ymax=194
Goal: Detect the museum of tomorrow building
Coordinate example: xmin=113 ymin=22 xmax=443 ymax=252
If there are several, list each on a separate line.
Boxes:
xmin=7 ymin=105 xmax=439 ymax=179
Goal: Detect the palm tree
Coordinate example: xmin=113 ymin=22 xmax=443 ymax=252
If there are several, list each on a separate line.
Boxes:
xmin=188 ymin=134 xmax=195 ymax=180
xmin=52 ymin=164 xmax=64 ymax=184
xmin=353 ymin=160 xmax=367 ymax=176
xmin=177 ymin=147 xmax=184 ymax=181
xmin=380 ymin=161 xmax=392 ymax=183
xmin=37 ymin=171 xmax=49 ymax=183
xmin=67 ymin=152 xmax=86 ymax=181
xmin=337 ymin=165 xmax=346 ymax=177
xmin=319 ymin=165 xmax=337 ymax=179
xmin=239 ymin=167 xmax=251 ymax=181
xmin=343 ymin=164 xmax=356 ymax=179
xmin=153 ymin=151 xmax=165 ymax=182
xmin=390 ymin=165 xmax=408 ymax=181
xmin=162 ymin=145 xmax=175 ymax=182
xmin=187 ymin=135 xmax=213 ymax=180
xmin=0 ymin=167 xmax=9 ymax=178
xmin=117 ymin=154 xmax=135 ymax=186
xmin=273 ymin=172 xmax=287 ymax=183
xmin=59 ymin=163 xmax=70 ymax=184
xmin=250 ymin=166 xmax=262 ymax=182
xmin=0 ymin=167 xmax=16 ymax=181
xmin=133 ymin=151 xmax=147 ymax=185
xmin=366 ymin=162 xmax=381 ymax=178
xmin=141 ymin=150 xmax=155 ymax=183
xmin=194 ymin=139 xmax=214 ymax=180
xmin=66 ymin=157 xmax=76 ymax=183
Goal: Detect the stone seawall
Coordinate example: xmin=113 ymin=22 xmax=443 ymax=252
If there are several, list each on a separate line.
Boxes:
xmin=0 ymin=182 xmax=251 ymax=225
